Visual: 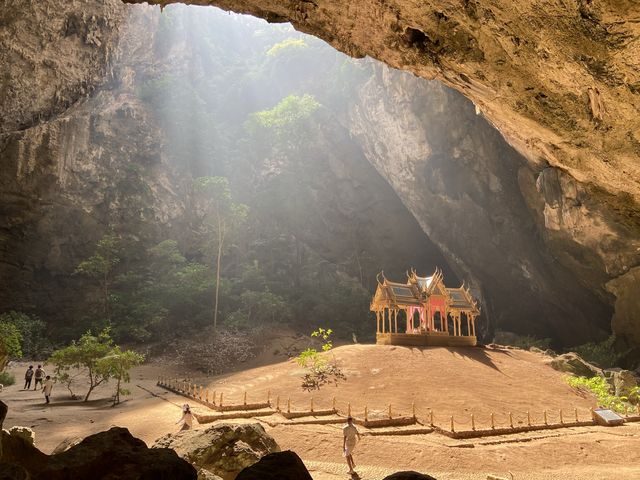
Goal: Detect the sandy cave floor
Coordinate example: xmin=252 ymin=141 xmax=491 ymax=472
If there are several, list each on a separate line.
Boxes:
xmin=2 ymin=346 xmax=640 ymax=479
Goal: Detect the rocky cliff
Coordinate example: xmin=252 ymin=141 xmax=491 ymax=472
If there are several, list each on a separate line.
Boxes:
xmin=1 ymin=1 xmax=639 ymax=348
xmin=121 ymin=0 xmax=640 ymax=346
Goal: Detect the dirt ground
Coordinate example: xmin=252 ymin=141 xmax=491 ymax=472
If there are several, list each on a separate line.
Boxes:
xmin=2 ymin=345 xmax=640 ymax=479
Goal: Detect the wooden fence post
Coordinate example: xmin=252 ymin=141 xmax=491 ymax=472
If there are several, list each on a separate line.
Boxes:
xmin=450 ymin=416 xmax=455 ymax=433
xmin=364 ymin=406 xmax=368 ymax=422
xmin=509 ymin=412 xmax=513 ymax=428
xmin=267 ymin=389 xmax=271 ymax=405
xmin=332 ymin=397 xmax=336 ymax=411
xmin=574 ymin=407 xmax=578 ymax=422
xmin=220 ymin=392 xmax=224 ymax=407
xmin=243 ymin=391 xmax=247 ymax=405
xmin=412 ymin=402 xmax=416 ymax=420
xmin=348 ymin=402 xmax=351 ymax=417
xmin=212 ymin=391 xmax=217 ymax=406
xmin=527 ymin=411 xmax=531 ymax=426
xmin=490 ymin=413 xmax=495 ymax=430
xmin=429 ymin=409 xmax=434 ymax=427
xmin=471 ymin=413 xmax=475 ymax=431
xmin=543 ymin=410 xmax=548 ymax=425
xmin=388 ymin=404 xmax=392 ymax=419
xmin=287 ymin=398 xmax=291 ymax=414
xmin=559 ymin=409 xmax=564 ymax=424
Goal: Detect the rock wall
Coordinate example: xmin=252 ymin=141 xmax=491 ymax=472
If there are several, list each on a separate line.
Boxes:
xmin=1 ymin=0 xmax=639 ymax=346
xmin=346 ymin=65 xmax=612 ymax=342
xmin=121 ymin=0 xmax=640 ymax=345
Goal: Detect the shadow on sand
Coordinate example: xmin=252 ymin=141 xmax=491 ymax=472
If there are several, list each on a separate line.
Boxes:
xmin=405 ymin=345 xmax=515 ymax=375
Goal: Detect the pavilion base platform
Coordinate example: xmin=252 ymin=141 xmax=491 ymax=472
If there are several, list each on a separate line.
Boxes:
xmin=376 ymin=332 xmax=477 ymax=347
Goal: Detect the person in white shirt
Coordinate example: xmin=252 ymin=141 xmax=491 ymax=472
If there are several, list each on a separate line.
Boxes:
xmin=42 ymin=375 xmax=54 ymax=404
xmin=176 ymin=404 xmax=195 ymax=431
xmin=342 ymin=416 xmax=361 ymax=474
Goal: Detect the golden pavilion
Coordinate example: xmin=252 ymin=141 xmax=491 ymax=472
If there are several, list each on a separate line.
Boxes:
xmin=370 ymin=268 xmax=480 ymax=347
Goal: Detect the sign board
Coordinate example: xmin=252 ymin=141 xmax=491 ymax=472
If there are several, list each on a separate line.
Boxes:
xmin=593 ymin=408 xmax=625 ymax=426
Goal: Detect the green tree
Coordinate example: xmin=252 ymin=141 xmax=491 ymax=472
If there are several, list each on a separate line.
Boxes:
xmin=97 ymin=347 xmax=145 ymax=405
xmin=0 ymin=321 xmax=22 ymax=359
xmin=0 ymin=311 xmax=48 ymax=357
xmin=48 ymin=329 xmax=114 ymax=402
xmin=194 ymin=176 xmax=248 ymax=330
xmin=75 ymin=234 xmax=121 ymax=319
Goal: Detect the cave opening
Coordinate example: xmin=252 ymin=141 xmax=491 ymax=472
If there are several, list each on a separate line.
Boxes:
xmin=2 ymin=2 xmax=631 ymax=362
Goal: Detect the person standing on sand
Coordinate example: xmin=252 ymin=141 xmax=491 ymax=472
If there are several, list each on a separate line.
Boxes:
xmin=343 ymin=416 xmax=361 ymax=475
xmin=176 ymin=404 xmax=195 ymax=431
xmin=34 ymin=365 xmax=46 ymax=390
xmin=43 ymin=375 xmax=53 ymax=404
xmin=24 ymin=365 xmax=34 ymax=390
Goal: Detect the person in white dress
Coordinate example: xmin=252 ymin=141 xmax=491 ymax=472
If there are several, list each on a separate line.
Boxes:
xmin=43 ymin=375 xmax=54 ymax=404
xmin=176 ymin=404 xmax=195 ymax=431
xmin=342 ymin=416 xmax=361 ymax=474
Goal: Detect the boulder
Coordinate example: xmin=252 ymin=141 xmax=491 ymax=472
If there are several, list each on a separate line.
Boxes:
xmin=2 ymin=426 xmax=196 ymax=480
xmin=235 ymin=451 xmax=312 ymax=480
xmin=196 ymin=468 xmax=222 ymax=480
xmin=153 ymin=423 xmax=279 ymax=479
xmin=547 ymin=353 xmax=602 ymax=378
xmin=612 ymin=370 xmax=638 ymax=400
xmin=0 ymin=463 xmax=30 ymax=480
xmin=383 ymin=472 xmax=437 ymax=480
xmin=8 ymin=427 xmax=35 ymax=447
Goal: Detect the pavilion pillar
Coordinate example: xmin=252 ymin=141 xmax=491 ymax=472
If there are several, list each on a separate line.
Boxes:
xmin=376 ymin=311 xmax=380 ymax=333
xmin=382 ymin=309 xmax=385 ymax=333
xmin=394 ymin=309 xmax=398 ymax=333
xmin=467 ymin=314 xmax=471 ymax=337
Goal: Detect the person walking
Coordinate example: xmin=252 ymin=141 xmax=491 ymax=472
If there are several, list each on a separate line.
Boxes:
xmin=43 ymin=375 xmax=53 ymax=404
xmin=176 ymin=404 xmax=195 ymax=431
xmin=342 ymin=416 xmax=361 ymax=475
xmin=24 ymin=366 xmax=34 ymax=390
xmin=34 ymin=365 xmax=46 ymax=390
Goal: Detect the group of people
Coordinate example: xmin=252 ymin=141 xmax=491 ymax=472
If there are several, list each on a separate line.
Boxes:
xmin=24 ymin=365 xmax=54 ymax=404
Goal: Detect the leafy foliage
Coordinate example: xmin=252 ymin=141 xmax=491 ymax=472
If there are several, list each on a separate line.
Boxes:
xmin=0 ymin=371 xmax=15 ymax=386
xmin=573 ymin=336 xmax=621 ymax=368
xmin=0 ymin=321 xmax=22 ymax=358
xmin=0 ymin=311 xmax=49 ymax=357
xmin=250 ymin=94 xmax=320 ymax=130
xmin=49 ymin=329 xmax=114 ymax=402
xmin=96 ymin=347 xmax=145 ymax=405
xmin=297 ymin=328 xmax=345 ymax=391
xmin=266 ymin=38 xmax=308 ymax=57
xmin=566 ymin=375 xmax=628 ymax=413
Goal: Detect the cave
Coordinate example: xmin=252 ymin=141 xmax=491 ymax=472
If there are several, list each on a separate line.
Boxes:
xmin=2 ymin=1 xmax=640 ymax=478
xmin=2 ymin=0 xmax=638 ymax=353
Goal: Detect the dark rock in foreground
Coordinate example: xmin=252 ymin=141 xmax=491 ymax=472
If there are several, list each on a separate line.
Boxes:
xmin=383 ymin=472 xmax=437 ymax=480
xmin=1 ymin=425 xmax=196 ymax=480
xmin=236 ymin=451 xmax=313 ymax=480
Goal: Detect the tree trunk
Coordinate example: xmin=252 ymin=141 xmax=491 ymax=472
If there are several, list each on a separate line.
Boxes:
xmin=113 ymin=374 xmax=121 ymax=406
xmin=213 ymin=213 xmax=225 ymax=331
xmin=84 ymin=385 xmax=94 ymax=402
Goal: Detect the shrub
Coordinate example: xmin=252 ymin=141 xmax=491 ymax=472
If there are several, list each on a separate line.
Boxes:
xmin=296 ymin=328 xmax=345 ymax=391
xmin=573 ymin=336 xmax=621 ymax=368
xmin=0 ymin=311 xmax=49 ymax=358
xmin=566 ymin=375 xmax=627 ymax=413
xmin=0 ymin=321 xmax=22 ymax=358
xmin=493 ymin=331 xmax=552 ymax=350
xmin=0 ymin=371 xmax=16 ymax=386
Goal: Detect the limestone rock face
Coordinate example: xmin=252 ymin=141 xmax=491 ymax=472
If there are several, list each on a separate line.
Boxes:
xmin=235 ymin=450 xmax=313 ymax=480
xmin=611 ymin=369 xmax=638 ymax=399
xmin=548 ymin=352 xmax=602 ymax=378
xmin=1 ymin=426 xmax=197 ymax=480
xmin=120 ymin=0 xmax=640 ymax=344
xmin=0 ymin=0 xmax=125 ymax=134
xmin=126 ymin=0 xmax=640 ymax=206
xmin=346 ymin=66 xmax=612 ymax=342
xmin=152 ymin=423 xmax=280 ymax=478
